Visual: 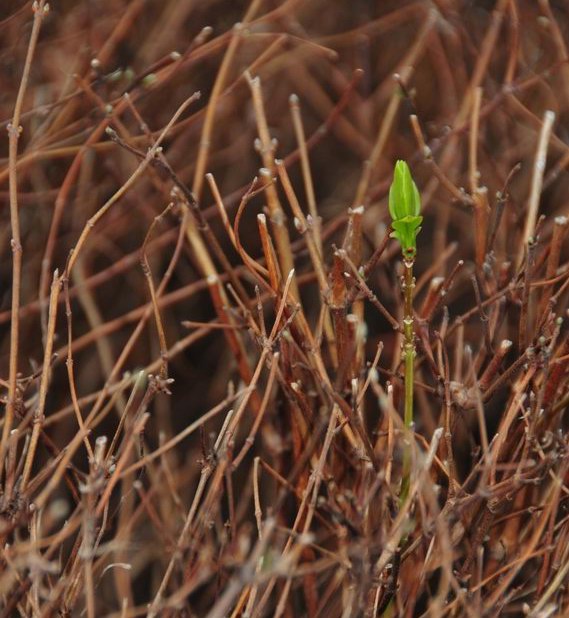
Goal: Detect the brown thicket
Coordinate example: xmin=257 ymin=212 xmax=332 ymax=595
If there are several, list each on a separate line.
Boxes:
xmin=1 ymin=1 xmax=569 ymax=616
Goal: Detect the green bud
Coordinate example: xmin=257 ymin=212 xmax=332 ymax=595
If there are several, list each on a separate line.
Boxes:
xmin=388 ymin=160 xmax=422 ymax=258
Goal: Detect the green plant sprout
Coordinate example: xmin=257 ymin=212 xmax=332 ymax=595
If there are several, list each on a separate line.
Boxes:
xmin=389 ymin=160 xmax=423 ymax=258
xmin=389 ymin=160 xmax=422 ymax=504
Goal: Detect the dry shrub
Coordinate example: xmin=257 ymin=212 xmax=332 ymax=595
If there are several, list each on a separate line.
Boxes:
xmin=1 ymin=1 xmax=569 ymax=616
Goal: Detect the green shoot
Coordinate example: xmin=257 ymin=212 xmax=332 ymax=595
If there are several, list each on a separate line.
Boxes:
xmin=388 ymin=160 xmax=422 ymax=504
xmin=389 ymin=160 xmax=423 ymax=259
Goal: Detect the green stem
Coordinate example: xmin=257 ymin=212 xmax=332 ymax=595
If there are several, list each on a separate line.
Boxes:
xmin=400 ymin=258 xmax=415 ymax=506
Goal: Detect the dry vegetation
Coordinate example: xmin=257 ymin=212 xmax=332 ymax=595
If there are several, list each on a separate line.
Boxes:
xmin=1 ymin=0 xmax=569 ymax=616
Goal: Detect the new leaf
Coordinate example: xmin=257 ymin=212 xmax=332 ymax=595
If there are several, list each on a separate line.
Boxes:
xmin=388 ymin=160 xmax=422 ymax=258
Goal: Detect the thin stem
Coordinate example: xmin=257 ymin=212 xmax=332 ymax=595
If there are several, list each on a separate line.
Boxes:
xmin=21 ymin=270 xmax=61 ymax=493
xmin=0 ymin=0 xmax=49 ymax=484
xmin=400 ymin=258 xmax=415 ymax=505
xmin=519 ymin=109 xmax=555 ymax=266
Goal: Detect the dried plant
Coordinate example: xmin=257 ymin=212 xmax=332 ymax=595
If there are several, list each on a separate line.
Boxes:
xmin=1 ymin=1 xmax=569 ymax=617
